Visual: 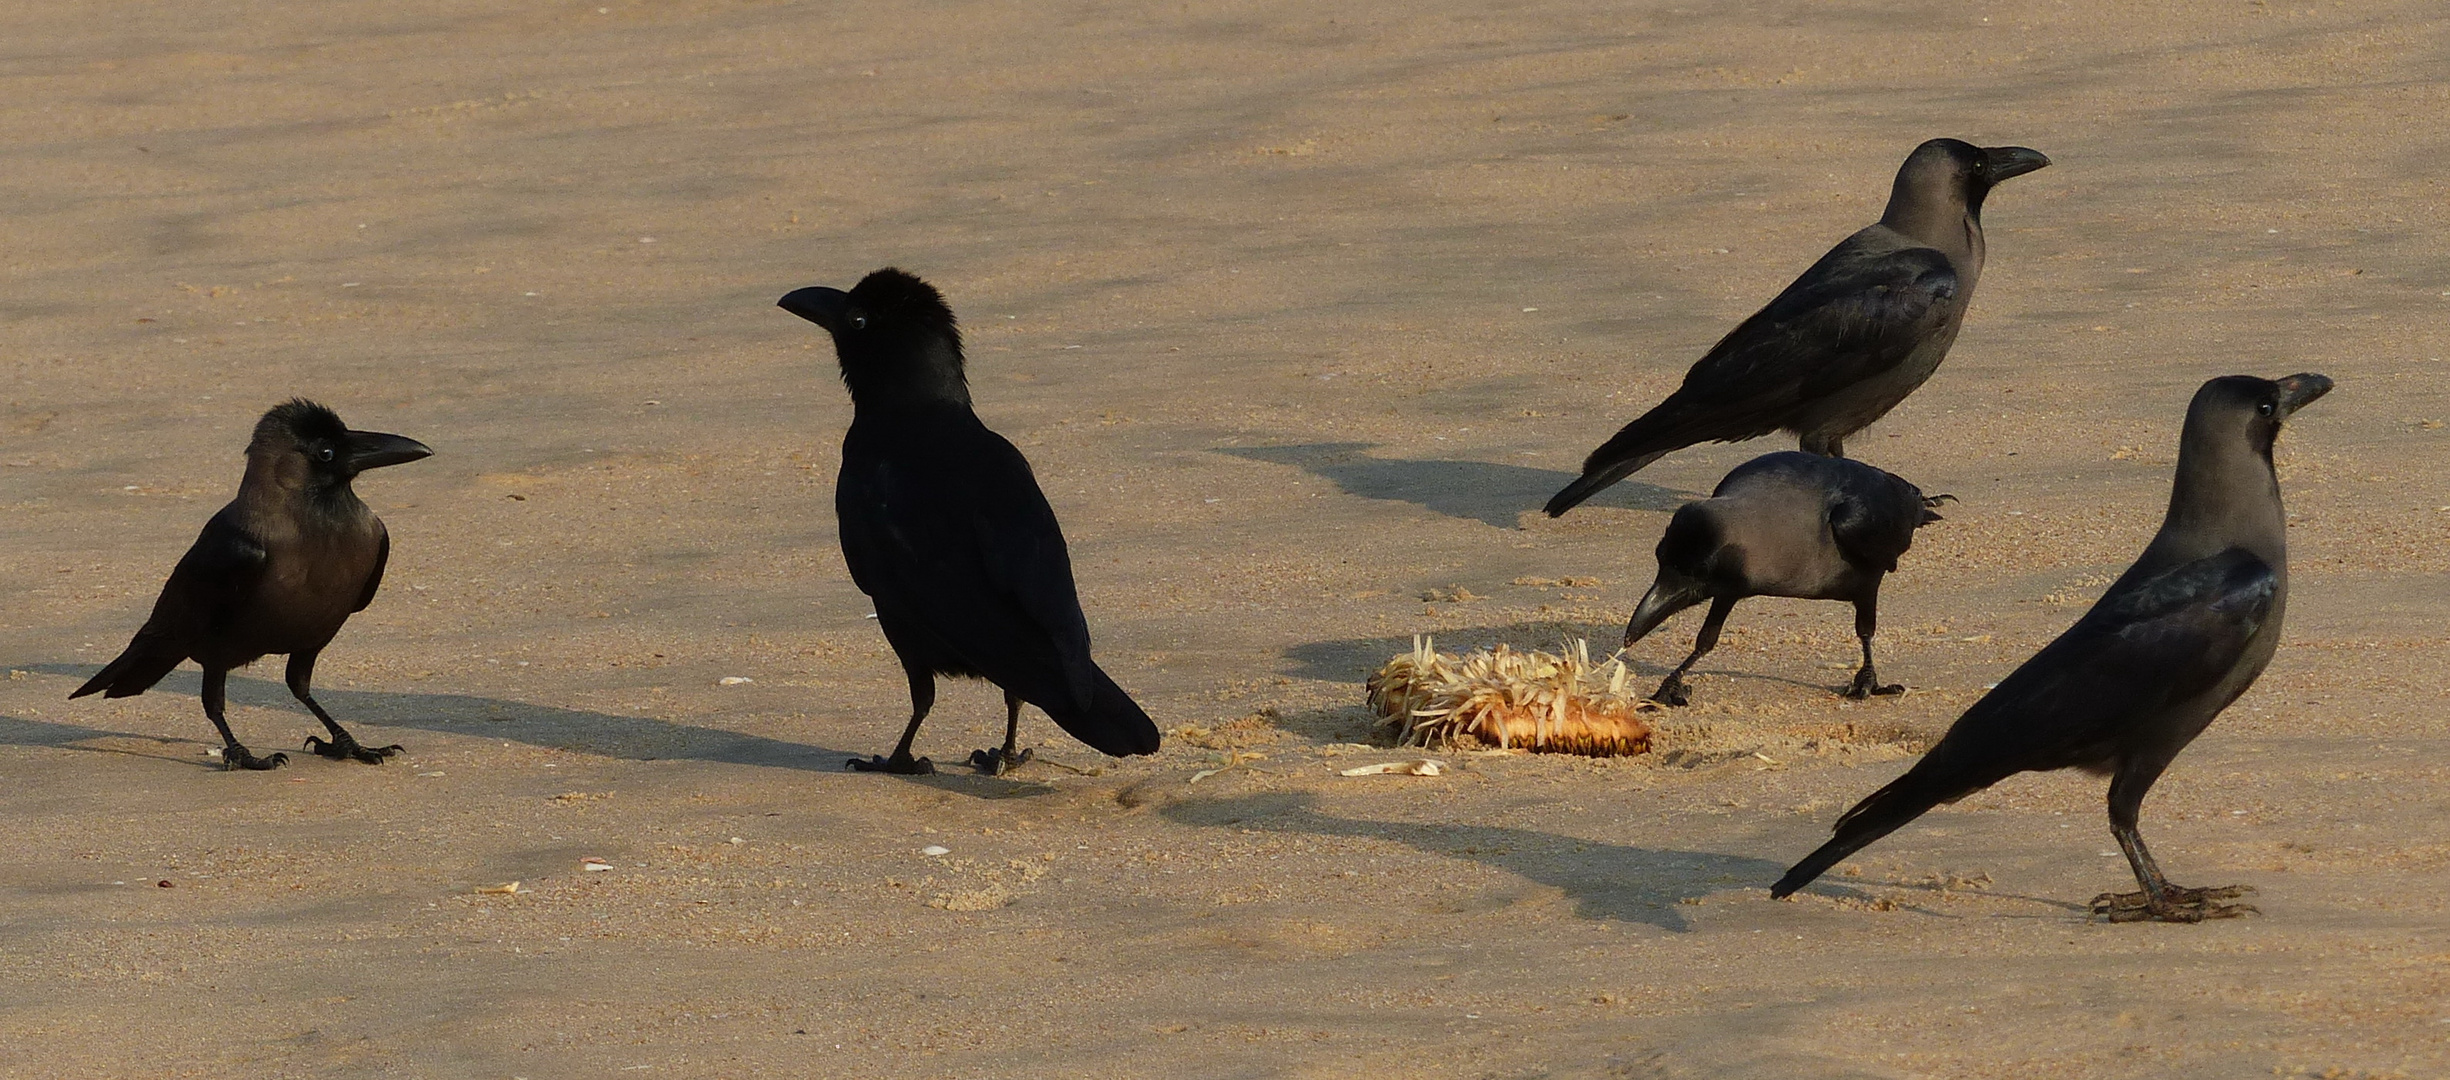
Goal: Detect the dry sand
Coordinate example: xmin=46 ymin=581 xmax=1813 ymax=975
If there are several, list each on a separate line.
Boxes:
xmin=3 ymin=1 xmax=2447 ymax=1077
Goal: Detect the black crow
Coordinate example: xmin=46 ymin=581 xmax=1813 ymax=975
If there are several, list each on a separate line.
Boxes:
xmin=72 ymin=400 xmax=431 ymax=770
xmin=778 ymin=268 xmax=1161 ymax=775
xmin=1621 ymin=451 xmax=1947 ymax=706
xmin=1773 ymin=373 xmax=2332 ymax=923
xmin=1545 ymin=138 xmax=2049 ymax=516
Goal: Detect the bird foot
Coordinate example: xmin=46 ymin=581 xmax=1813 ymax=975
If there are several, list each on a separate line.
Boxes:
xmin=305 ymin=733 xmax=403 ymax=764
xmin=1923 ymin=493 xmax=1959 ymax=508
xmin=847 ymin=753 xmax=935 ymax=775
xmin=968 ymin=747 xmax=1033 ymax=776
xmin=2090 ymin=883 xmax=2258 ymax=924
xmin=1841 ymin=670 xmax=1906 ymax=699
xmin=1647 ymin=676 xmax=1693 ymax=707
xmin=223 ymin=745 xmax=288 ymax=771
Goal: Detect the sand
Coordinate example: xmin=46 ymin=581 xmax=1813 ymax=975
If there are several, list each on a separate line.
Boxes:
xmin=3 ymin=1 xmax=2447 ymax=1076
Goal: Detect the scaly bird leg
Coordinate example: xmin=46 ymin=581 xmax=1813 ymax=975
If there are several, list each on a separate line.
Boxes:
xmin=2091 ymin=776 xmax=2256 ymax=923
xmin=1651 ymin=596 xmax=1736 ymax=707
xmin=850 ymin=667 xmax=937 ymax=775
xmin=288 ymin=651 xmax=402 ymax=764
xmin=969 ymin=690 xmax=1034 ymax=775
xmin=202 ymin=667 xmax=285 ymax=771
xmin=1842 ymin=594 xmax=1905 ymax=699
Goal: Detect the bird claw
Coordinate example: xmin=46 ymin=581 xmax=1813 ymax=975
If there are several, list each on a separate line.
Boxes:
xmin=968 ymin=747 xmax=1033 ymax=776
xmin=1922 ymin=493 xmax=1959 ymax=508
xmin=304 ymin=734 xmax=403 ymax=764
xmin=1842 ymin=670 xmax=1905 ymax=699
xmin=1647 ymin=676 xmax=1693 ymax=707
xmin=223 ymin=746 xmax=288 ymax=771
xmin=847 ymin=753 xmax=935 ymax=776
xmin=2089 ymin=884 xmax=2258 ymax=923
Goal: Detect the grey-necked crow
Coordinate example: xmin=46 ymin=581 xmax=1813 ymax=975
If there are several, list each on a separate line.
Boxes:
xmin=1622 ymin=451 xmax=1947 ymax=706
xmin=1773 ymin=373 xmax=2331 ymax=923
xmin=72 ymin=400 xmax=431 ymax=770
xmin=1546 ymin=138 xmax=2048 ymax=516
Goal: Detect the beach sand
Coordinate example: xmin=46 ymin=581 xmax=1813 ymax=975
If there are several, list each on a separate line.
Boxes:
xmin=2 ymin=1 xmax=2446 ymax=1076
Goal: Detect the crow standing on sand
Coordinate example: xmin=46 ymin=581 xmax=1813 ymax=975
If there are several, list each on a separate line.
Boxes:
xmin=71 ymin=400 xmax=432 ymax=770
xmin=1544 ymin=138 xmax=2049 ymax=517
xmin=779 ymin=268 xmax=1161 ymax=776
xmin=1773 ymin=373 xmax=2331 ymax=923
xmin=1621 ymin=451 xmax=1947 ymax=707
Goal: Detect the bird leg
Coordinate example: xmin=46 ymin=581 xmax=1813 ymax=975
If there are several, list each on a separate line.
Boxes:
xmin=850 ymin=668 xmax=937 ymax=775
xmin=1800 ymin=433 xmax=1846 ymax=459
xmin=201 ymin=667 xmax=285 ymax=771
xmin=286 ymin=652 xmax=402 ymax=764
xmin=2091 ymin=780 xmax=2256 ymax=923
xmin=968 ymin=691 xmax=1035 ymax=775
xmin=1842 ymin=596 xmax=1905 ymax=699
xmin=1650 ymin=596 xmax=1736 ymax=706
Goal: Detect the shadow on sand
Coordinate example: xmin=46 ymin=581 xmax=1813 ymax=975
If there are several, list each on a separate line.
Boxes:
xmin=1162 ymin=791 xmax=1783 ymax=932
xmin=6 ymin=663 xmax=1042 ymax=795
xmin=0 ymin=712 xmax=206 ymax=766
xmin=1216 ymin=443 xmax=1686 ymax=528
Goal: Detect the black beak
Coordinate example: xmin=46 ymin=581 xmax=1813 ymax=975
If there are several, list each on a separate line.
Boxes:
xmin=346 ymin=430 xmax=433 ymax=471
xmin=1981 ymin=145 xmax=2051 ymax=183
xmin=1623 ymin=576 xmax=1709 ymax=649
xmin=2273 ymin=372 xmax=2333 ymax=417
xmin=777 ymin=286 xmax=851 ymax=333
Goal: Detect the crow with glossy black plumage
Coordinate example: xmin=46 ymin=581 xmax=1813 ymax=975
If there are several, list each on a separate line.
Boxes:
xmin=1773 ymin=373 xmax=2330 ymax=923
xmin=72 ymin=400 xmax=431 ymax=770
xmin=779 ymin=268 xmax=1161 ymax=775
xmin=1621 ymin=451 xmax=1948 ymax=707
xmin=1545 ymin=138 xmax=2049 ymax=517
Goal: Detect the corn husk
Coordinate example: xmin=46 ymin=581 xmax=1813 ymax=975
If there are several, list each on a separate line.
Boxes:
xmin=1365 ymin=637 xmax=1654 ymax=757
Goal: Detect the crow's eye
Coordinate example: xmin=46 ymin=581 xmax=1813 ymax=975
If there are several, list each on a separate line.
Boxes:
xmin=2256 ymin=401 xmax=2275 ymax=417
xmin=318 ymin=447 xmax=336 ymax=463
xmin=848 ymin=311 xmax=868 ymax=331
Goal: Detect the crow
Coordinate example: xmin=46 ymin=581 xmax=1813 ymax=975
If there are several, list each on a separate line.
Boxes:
xmin=1620 ymin=451 xmax=1947 ymax=706
xmin=778 ymin=268 xmax=1161 ymax=775
xmin=71 ymin=400 xmax=431 ymax=770
xmin=1772 ymin=373 xmax=2331 ymax=923
xmin=1545 ymin=138 xmax=2049 ymax=516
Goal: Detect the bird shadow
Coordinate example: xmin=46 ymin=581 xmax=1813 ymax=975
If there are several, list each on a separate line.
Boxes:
xmin=1161 ymin=791 xmax=1782 ymax=931
xmin=1214 ymin=442 xmax=1686 ymax=528
xmin=10 ymin=663 xmax=1042 ymax=795
xmin=0 ymin=713 xmax=209 ymax=766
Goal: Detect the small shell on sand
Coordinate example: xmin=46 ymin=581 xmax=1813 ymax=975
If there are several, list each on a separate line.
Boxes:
xmin=1366 ymin=637 xmax=1654 ymax=757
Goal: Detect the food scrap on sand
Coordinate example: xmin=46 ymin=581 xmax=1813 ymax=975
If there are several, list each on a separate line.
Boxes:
xmin=1366 ymin=637 xmax=1655 ymax=756
xmin=1339 ymin=759 xmax=1445 ymax=777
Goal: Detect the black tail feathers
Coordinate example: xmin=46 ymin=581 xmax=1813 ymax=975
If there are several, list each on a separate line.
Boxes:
xmin=1771 ymin=765 xmax=1963 ymax=898
xmin=69 ymin=645 xmax=184 ymax=700
xmin=1040 ymin=667 xmax=1160 ymax=757
xmin=1544 ymin=399 xmax=1725 ymax=516
xmin=1545 ymin=448 xmax=1670 ymax=517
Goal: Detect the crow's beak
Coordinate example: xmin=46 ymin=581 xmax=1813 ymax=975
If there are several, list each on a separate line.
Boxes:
xmin=1623 ymin=576 xmax=1710 ymax=649
xmin=1981 ymin=146 xmax=2051 ymax=183
xmin=778 ymin=286 xmax=852 ymax=332
xmin=2273 ymin=372 xmax=2333 ymax=417
xmin=346 ymin=431 xmax=432 ymax=471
